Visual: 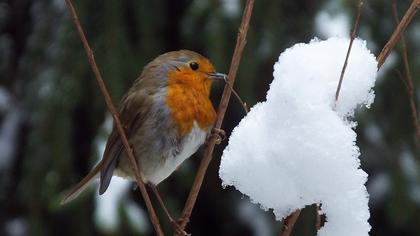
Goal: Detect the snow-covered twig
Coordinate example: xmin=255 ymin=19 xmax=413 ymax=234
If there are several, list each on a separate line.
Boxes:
xmin=64 ymin=1 xmax=164 ymax=235
xmin=176 ymin=0 xmax=255 ymax=232
xmin=391 ymin=0 xmax=420 ymax=145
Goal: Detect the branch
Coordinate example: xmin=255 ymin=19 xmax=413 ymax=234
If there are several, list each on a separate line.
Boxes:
xmin=391 ymin=0 xmax=420 ymax=144
xmin=377 ymin=0 xmax=420 ymax=69
xmin=335 ymin=0 xmax=363 ymax=102
xmin=176 ymin=0 xmax=255 ymax=232
xmin=64 ymin=1 xmax=164 ymax=235
xmin=279 ymin=210 xmax=301 ymax=236
xmin=224 ymin=78 xmax=249 ymax=113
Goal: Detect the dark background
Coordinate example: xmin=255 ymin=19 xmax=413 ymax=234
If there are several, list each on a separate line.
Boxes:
xmin=1 ymin=0 xmax=419 ymax=235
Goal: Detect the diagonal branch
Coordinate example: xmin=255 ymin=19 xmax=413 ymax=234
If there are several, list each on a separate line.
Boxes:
xmin=64 ymin=1 xmax=164 ymax=235
xmin=335 ymin=0 xmax=363 ymax=102
xmin=391 ymin=0 xmax=420 ymax=144
xmin=176 ymin=0 xmax=255 ymax=232
xmin=279 ymin=210 xmax=301 ymax=236
xmin=377 ymin=0 xmax=420 ymax=69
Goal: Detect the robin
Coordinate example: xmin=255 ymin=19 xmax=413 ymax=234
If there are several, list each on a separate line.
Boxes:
xmin=61 ymin=50 xmax=225 ymax=214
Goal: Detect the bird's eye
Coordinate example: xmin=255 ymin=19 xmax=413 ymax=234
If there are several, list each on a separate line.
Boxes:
xmin=189 ymin=62 xmax=199 ymax=71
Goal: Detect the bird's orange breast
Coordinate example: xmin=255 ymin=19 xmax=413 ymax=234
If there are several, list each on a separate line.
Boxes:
xmin=166 ymin=70 xmax=216 ymax=136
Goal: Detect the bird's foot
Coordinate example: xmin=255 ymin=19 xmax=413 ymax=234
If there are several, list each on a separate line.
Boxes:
xmin=211 ymin=128 xmax=226 ymax=144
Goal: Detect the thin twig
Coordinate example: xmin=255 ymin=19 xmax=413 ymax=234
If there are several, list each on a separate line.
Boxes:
xmin=377 ymin=0 xmax=420 ymax=69
xmin=224 ymin=78 xmax=249 ymax=113
xmin=392 ymin=0 xmax=420 ymax=144
xmin=396 ymin=70 xmax=409 ymax=90
xmin=335 ymin=0 xmax=363 ymax=102
xmin=176 ymin=0 xmax=255 ymax=233
xmin=279 ymin=210 xmax=301 ymax=236
xmin=64 ymin=1 xmax=164 ymax=235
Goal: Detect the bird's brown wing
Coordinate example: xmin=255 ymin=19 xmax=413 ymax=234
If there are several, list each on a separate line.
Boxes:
xmin=99 ymin=91 xmax=150 ymax=194
xmin=61 ymin=90 xmax=150 ymax=204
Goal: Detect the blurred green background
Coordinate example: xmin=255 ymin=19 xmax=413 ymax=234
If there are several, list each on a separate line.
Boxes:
xmin=1 ymin=0 xmax=419 ymax=235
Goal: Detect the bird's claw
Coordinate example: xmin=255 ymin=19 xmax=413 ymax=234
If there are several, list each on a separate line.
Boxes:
xmin=211 ymin=128 xmax=226 ymax=145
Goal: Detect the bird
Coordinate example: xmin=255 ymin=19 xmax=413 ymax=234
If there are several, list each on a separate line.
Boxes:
xmin=61 ymin=50 xmax=226 ymax=204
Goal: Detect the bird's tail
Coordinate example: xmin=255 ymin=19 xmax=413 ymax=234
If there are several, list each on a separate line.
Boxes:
xmin=60 ymin=161 xmax=104 ymax=205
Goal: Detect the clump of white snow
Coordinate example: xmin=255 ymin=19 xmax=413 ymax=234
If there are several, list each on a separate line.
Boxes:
xmin=219 ymin=37 xmax=377 ymax=236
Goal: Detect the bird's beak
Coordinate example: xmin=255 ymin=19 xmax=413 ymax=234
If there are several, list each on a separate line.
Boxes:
xmin=208 ymin=72 xmax=227 ymax=81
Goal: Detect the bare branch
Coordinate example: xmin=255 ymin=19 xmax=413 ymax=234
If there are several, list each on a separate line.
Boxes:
xmin=224 ymin=78 xmax=249 ymax=113
xmin=176 ymin=0 xmax=255 ymax=233
xmin=391 ymin=0 xmax=420 ymax=144
xmin=377 ymin=0 xmax=420 ymax=69
xmin=335 ymin=0 xmax=363 ymax=102
xmin=64 ymin=1 xmax=164 ymax=235
xmin=279 ymin=210 xmax=301 ymax=236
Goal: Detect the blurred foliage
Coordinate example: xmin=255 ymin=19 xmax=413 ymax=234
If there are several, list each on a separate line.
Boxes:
xmin=0 ymin=0 xmax=419 ymax=235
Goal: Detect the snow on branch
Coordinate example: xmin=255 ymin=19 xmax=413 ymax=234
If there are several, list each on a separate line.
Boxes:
xmin=219 ymin=37 xmax=377 ymax=236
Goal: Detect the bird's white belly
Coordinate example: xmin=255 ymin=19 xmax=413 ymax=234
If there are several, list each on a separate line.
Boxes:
xmin=146 ymin=121 xmax=207 ymax=185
